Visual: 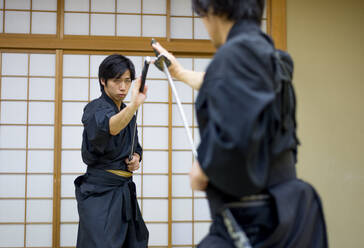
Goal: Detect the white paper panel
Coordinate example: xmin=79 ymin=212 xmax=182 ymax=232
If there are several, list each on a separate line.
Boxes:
xmin=91 ymin=14 xmax=115 ymax=36
xmin=65 ymin=0 xmax=89 ymax=11
xmin=0 ymin=150 xmax=26 ymax=172
xmin=91 ymin=0 xmax=114 ymax=12
xmin=33 ymin=0 xmax=57 ymax=11
xmin=0 ymin=0 xmax=2 ymax=9
xmin=133 ymin=174 xmax=142 ymax=196
xmin=172 ymin=104 xmax=193 ymax=126
xmin=172 ymin=127 xmax=191 ymax=150
xmin=0 ymin=101 xmax=27 ymax=124
xmin=5 ymin=11 xmax=30 ymax=33
xmin=171 ymin=17 xmax=192 ymax=39
xmin=147 ymin=61 xmax=165 ymax=79
xmin=0 ymin=175 xmax=25 ymax=197
xmin=0 ymin=200 xmax=24 ymax=222
xmin=61 ymin=174 xmax=79 ymax=197
xmin=27 ymin=199 xmax=52 ymax=222
xmin=63 ymin=78 xmax=89 ymax=100
xmin=64 ymin=13 xmax=89 ymax=35
xmin=172 ymin=175 xmax=192 ymax=197
xmin=28 ymin=102 xmax=54 ymax=124
xmin=172 ymin=199 xmax=192 ymax=220
xmin=194 ymin=18 xmax=209 ymax=39
xmin=171 ymin=0 xmax=192 ymax=16
xmin=128 ymin=56 xmax=143 ymax=76
xmin=61 ymin=199 xmax=79 ymax=221
xmin=194 ymin=189 xmax=206 ymax=198
xmin=194 ymin=198 xmax=211 ymax=220
xmin=172 ymin=82 xmax=193 ymax=103
xmin=32 ymin=12 xmax=57 ymax=34
xmin=117 ymin=14 xmax=141 ymax=37
xmin=63 ymin=55 xmax=89 ymax=77
xmin=194 ymin=58 xmax=211 ymax=72
xmin=145 ymin=80 xmax=168 ymax=102
xmin=143 ymin=199 xmax=168 ymax=221
xmin=29 ymin=78 xmax=55 ymax=100
xmin=143 ymin=103 xmax=168 ymax=126
xmin=2 ymin=53 xmax=28 ymax=76
xmin=26 ymin=224 xmax=52 ymax=246
xmin=261 ymin=20 xmax=267 ymax=33
xmin=142 ymin=15 xmax=166 ymax=37
xmin=177 ymin=57 xmax=193 ymax=71
xmin=28 ymin=126 xmax=54 ymax=148
xmin=194 ymin=127 xmax=200 ymax=145
xmin=62 ymin=102 xmax=86 ymax=125
xmin=6 ymin=0 xmax=30 ymax=9
xmin=27 ymin=175 xmax=53 ymax=197
xmin=62 ymin=126 xmax=83 ymax=149
xmin=143 ymin=0 xmax=166 ymax=14
xmin=172 ymin=223 xmax=192 ymax=245
xmin=90 ymin=55 xmax=107 ymax=77
xmin=29 ymin=54 xmax=55 ymax=76
xmin=1 ymin=77 xmax=27 ymax=99
xmin=60 ymin=224 xmax=78 ymax=247
xmin=142 ymin=151 xmax=168 ymax=174
xmin=194 ymin=222 xmax=210 ymax=244
xmin=0 ymin=225 xmax=24 ymax=247
xmin=143 ymin=175 xmax=168 ymax=197
xmin=90 ymin=78 xmax=101 ymax=100
xmin=0 ymin=126 xmax=26 ymax=148
xmin=0 ymin=12 xmax=3 ymax=32
xmin=143 ymin=127 xmax=168 ymax=149
xmin=172 ymin=151 xmax=192 ymax=173
xmin=61 ymin=150 xmax=87 ymax=173
xmin=28 ymin=150 xmax=54 ymax=173
xmin=136 ymin=105 xmax=143 ymax=125
xmin=117 ymin=0 xmax=141 ymax=13
xmin=146 ymin=223 xmax=168 ymax=246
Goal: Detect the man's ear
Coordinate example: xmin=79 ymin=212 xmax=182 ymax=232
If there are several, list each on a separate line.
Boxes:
xmin=100 ymin=79 xmax=106 ymax=86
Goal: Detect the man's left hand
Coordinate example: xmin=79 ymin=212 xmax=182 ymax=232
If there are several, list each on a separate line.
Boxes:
xmin=189 ymin=161 xmax=209 ymax=191
xmin=125 ymin=153 xmax=140 ymax=172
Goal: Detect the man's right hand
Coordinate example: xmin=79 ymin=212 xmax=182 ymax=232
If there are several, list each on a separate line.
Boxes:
xmin=130 ymin=77 xmax=147 ymax=108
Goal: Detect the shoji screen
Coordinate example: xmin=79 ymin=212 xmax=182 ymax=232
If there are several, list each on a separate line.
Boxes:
xmin=0 ymin=52 xmax=56 ymax=247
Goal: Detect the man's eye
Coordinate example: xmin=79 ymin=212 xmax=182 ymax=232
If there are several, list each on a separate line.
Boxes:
xmin=125 ymin=79 xmax=132 ymax=83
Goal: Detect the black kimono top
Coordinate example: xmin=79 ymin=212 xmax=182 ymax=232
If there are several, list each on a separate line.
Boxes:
xmin=81 ymin=91 xmax=142 ymax=171
xmin=196 ymin=20 xmax=299 ymax=199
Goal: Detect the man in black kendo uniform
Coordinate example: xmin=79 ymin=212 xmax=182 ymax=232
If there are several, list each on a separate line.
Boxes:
xmin=152 ymin=0 xmax=328 ymax=247
xmin=74 ymin=54 xmax=149 ymax=247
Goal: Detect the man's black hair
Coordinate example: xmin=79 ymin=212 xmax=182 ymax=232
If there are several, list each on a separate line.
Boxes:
xmin=98 ymin=54 xmax=136 ymax=92
xmin=192 ymin=0 xmax=265 ymax=24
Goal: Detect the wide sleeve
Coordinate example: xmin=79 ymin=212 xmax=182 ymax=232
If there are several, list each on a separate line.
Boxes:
xmin=82 ymin=104 xmax=116 ymax=154
xmin=197 ymin=53 xmax=275 ymax=197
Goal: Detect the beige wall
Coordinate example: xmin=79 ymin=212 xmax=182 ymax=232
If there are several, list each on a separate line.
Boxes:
xmin=287 ymin=0 xmax=364 ymax=247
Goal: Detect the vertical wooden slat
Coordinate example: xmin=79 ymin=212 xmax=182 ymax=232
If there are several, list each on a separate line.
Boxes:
xmin=89 ymin=0 xmax=91 ymax=36
xmin=140 ymin=0 xmax=143 ymax=36
xmin=52 ymin=49 xmax=63 ymax=248
xmin=24 ymin=53 xmax=31 ymax=247
xmin=29 ymin=0 xmax=33 ymax=34
xmin=166 ymin=0 xmax=171 ymax=42
xmin=271 ymin=0 xmax=287 ymax=50
xmin=57 ymin=0 xmax=65 ymax=40
xmin=168 ymin=85 xmax=172 ymax=247
xmin=2 ymin=0 xmax=5 ymax=33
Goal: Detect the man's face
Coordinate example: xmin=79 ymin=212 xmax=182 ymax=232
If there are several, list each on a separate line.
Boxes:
xmin=101 ymin=70 xmax=132 ymax=105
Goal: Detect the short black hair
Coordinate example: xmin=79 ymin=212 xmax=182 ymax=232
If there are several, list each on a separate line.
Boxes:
xmin=192 ymin=0 xmax=265 ymax=24
xmin=98 ymin=54 xmax=135 ymax=91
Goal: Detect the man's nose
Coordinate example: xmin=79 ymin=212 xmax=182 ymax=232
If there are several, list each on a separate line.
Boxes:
xmin=120 ymin=82 xmax=126 ymax=90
